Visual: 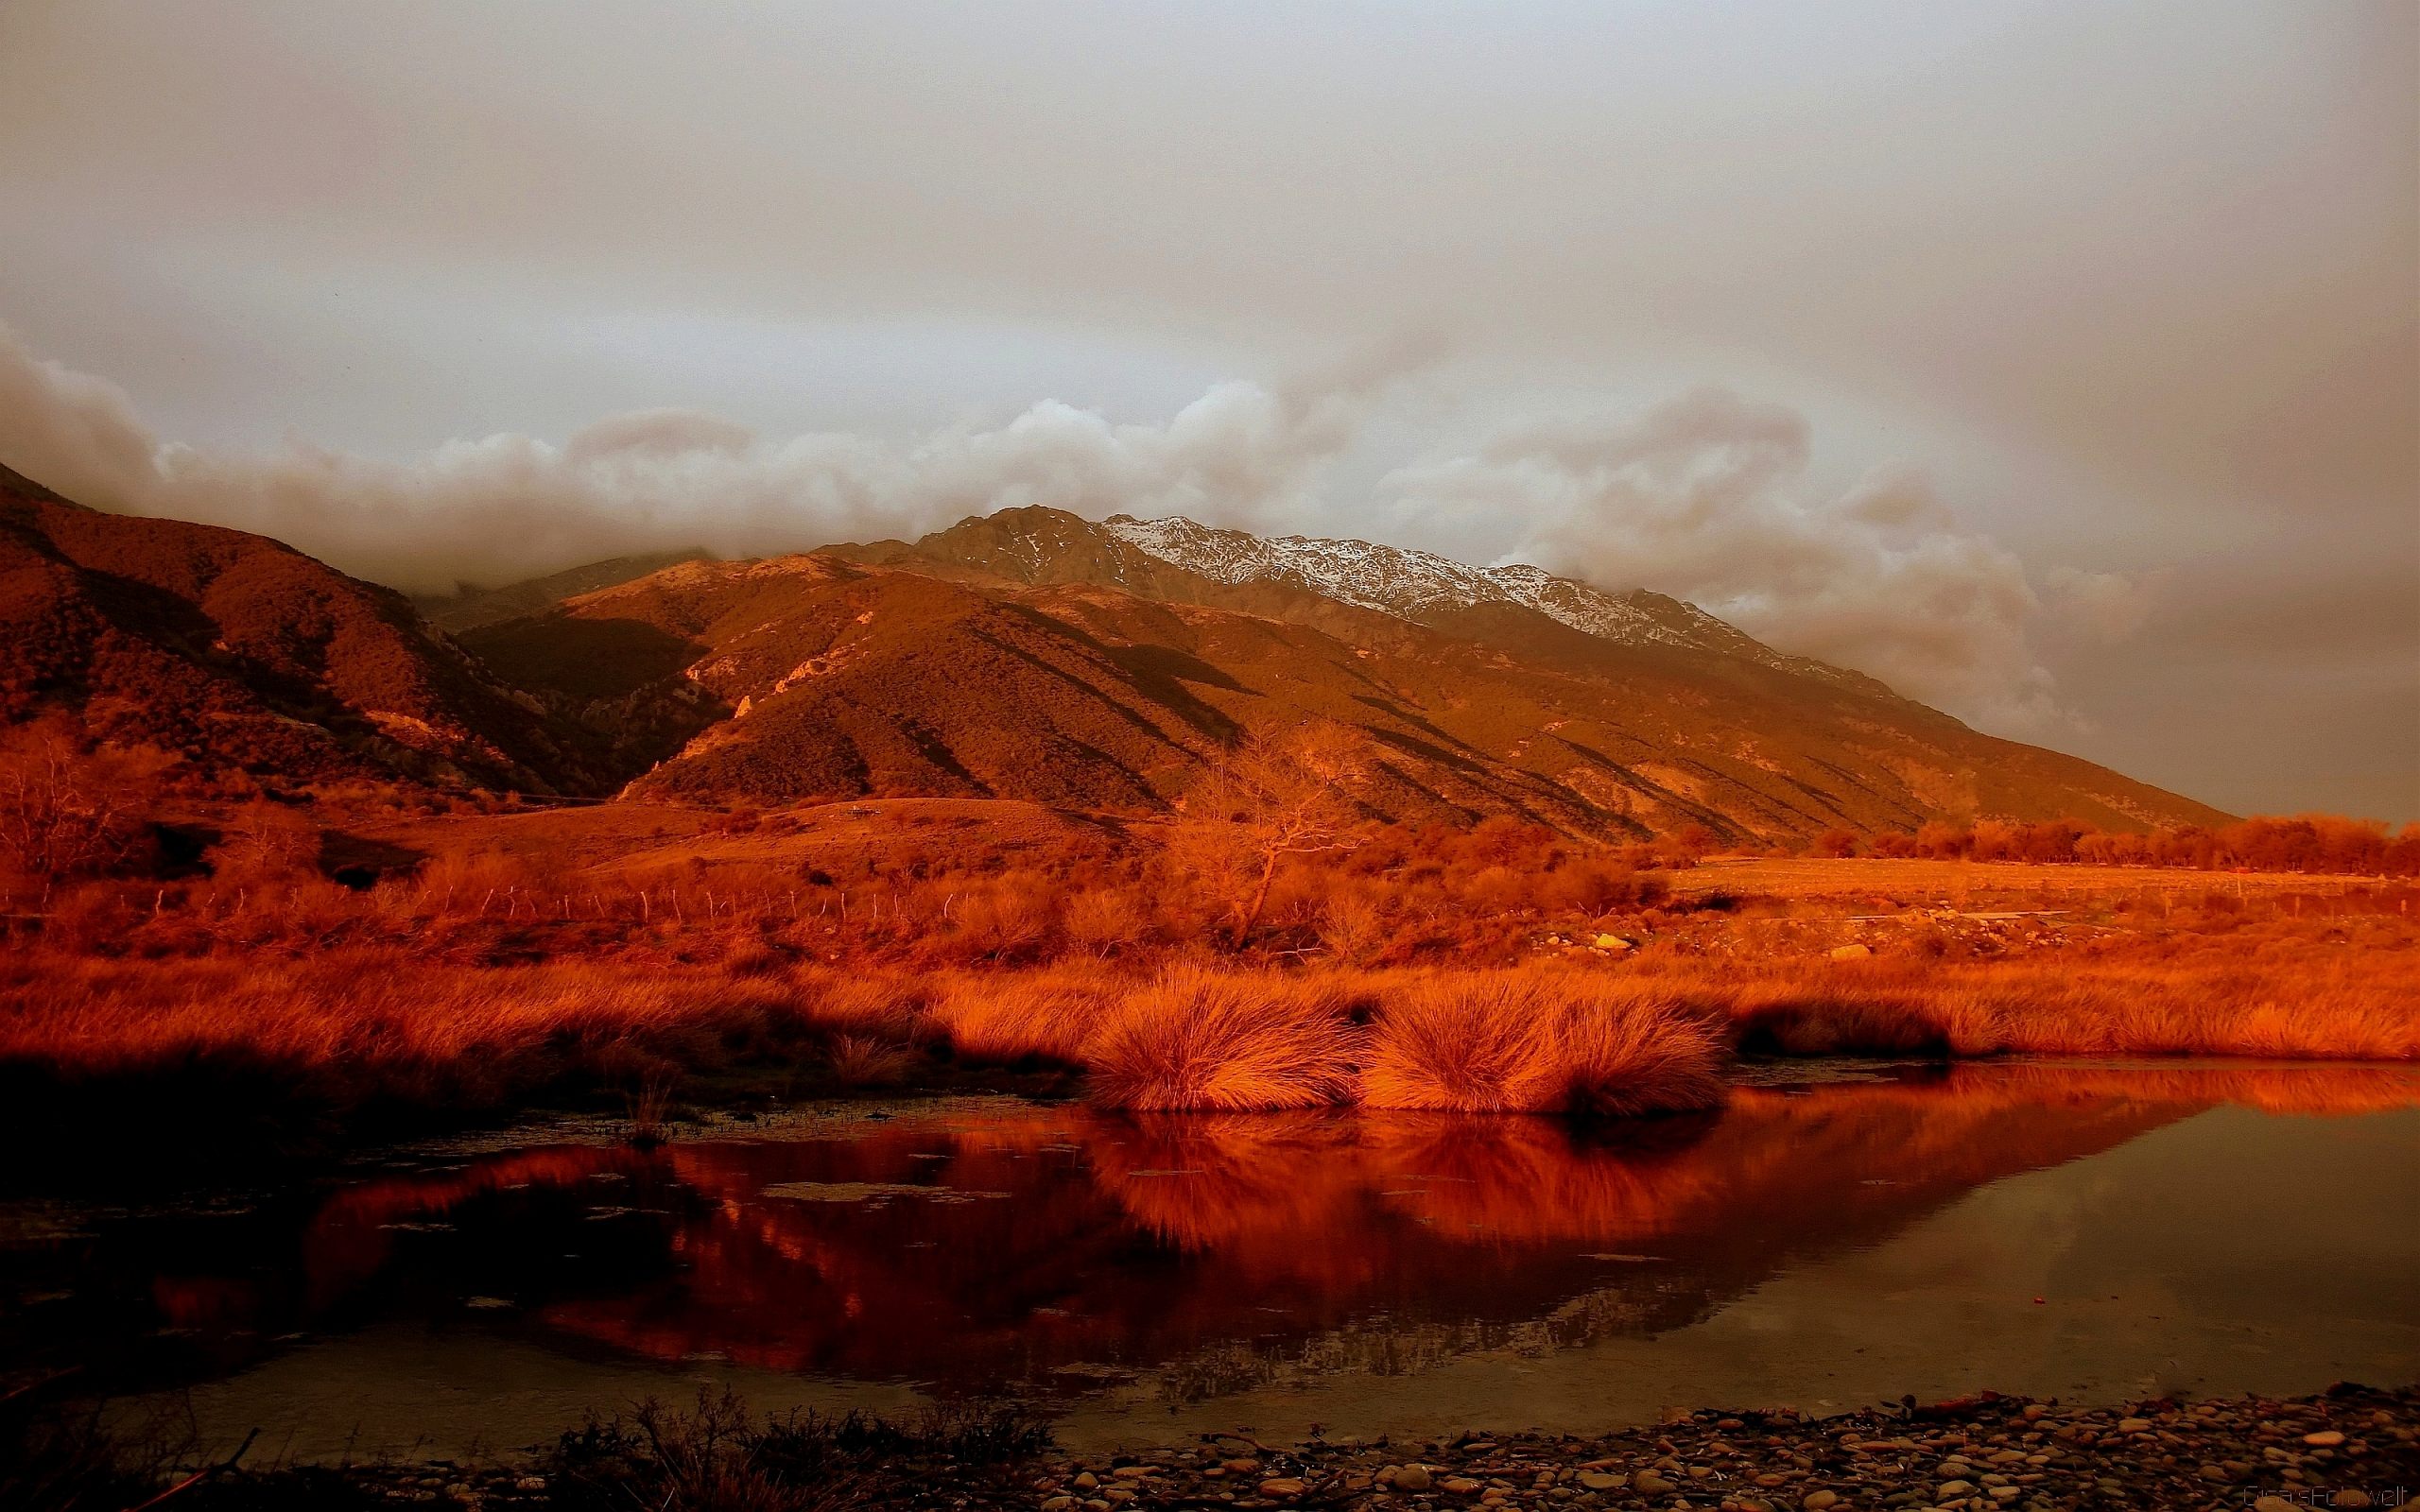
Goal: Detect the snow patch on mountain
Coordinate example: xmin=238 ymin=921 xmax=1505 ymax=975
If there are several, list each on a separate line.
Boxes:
xmin=1100 ymin=513 xmax=1889 ymax=696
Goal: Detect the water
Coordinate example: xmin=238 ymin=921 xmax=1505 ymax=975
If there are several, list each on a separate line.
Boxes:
xmin=6 ymin=1061 xmax=2416 ymax=1460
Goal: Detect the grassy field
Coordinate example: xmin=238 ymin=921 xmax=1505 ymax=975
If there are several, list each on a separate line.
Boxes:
xmin=4 ymin=799 xmax=2414 ymax=1163
xmin=1674 ymin=854 xmax=2394 ymax=899
xmin=5 ymin=926 xmax=2411 ymax=1165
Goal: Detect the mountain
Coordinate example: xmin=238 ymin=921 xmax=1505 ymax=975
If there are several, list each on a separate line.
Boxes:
xmin=1098 ymin=513 xmax=1897 ymax=697
xmin=415 ymin=548 xmax=716 ymax=633
xmin=842 ymin=507 xmax=1897 ymax=698
xmin=461 ymin=511 xmax=2226 ymax=838
xmin=0 ymin=464 xmax=2226 ymax=838
xmin=465 ymin=558 xmax=1208 ymax=809
xmin=0 ymin=464 xmax=598 ymax=792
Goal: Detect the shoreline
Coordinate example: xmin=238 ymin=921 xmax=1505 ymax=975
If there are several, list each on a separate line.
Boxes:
xmin=56 ymin=1388 xmax=2420 ymax=1511
xmin=11 ymin=1046 xmax=2416 ymax=1197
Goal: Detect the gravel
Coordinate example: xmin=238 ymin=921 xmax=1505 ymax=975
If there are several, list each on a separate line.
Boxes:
xmin=323 ymin=1385 xmax=2419 ymax=1510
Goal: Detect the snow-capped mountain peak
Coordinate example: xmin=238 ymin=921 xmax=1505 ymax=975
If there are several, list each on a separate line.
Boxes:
xmin=1098 ymin=513 xmax=1889 ymax=696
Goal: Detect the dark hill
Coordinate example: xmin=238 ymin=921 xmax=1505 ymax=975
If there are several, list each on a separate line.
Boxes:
xmin=0 ymin=464 xmax=598 ymax=792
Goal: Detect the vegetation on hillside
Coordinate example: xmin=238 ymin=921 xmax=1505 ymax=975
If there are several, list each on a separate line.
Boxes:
xmin=1 ymin=722 xmax=2412 ymax=1160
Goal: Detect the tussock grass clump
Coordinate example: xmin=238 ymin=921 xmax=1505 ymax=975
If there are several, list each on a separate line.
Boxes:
xmin=1551 ymin=988 xmax=1731 ymax=1117
xmin=1729 ymin=988 xmax=1976 ymax=1057
xmin=1359 ymin=973 xmax=1557 ymax=1112
xmin=1361 ymin=972 xmax=1727 ymax=1116
xmin=1083 ymin=967 xmax=1361 ymax=1111
xmin=926 ymin=971 xmax=1113 ymax=1065
xmin=825 ymin=1034 xmax=912 ymax=1088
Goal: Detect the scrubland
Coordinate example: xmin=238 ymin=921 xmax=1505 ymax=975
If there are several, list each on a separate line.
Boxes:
xmin=3 ymin=721 xmax=2415 ymax=1159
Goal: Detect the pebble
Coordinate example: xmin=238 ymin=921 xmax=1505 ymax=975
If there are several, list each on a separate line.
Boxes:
xmin=220 ymin=1385 xmax=2420 ymax=1512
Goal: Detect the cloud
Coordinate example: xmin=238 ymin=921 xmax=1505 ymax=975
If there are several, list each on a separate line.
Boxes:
xmin=1382 ymin=387 xmax=2105 ymax=730
xmin=0 ymin=323 xmax=1402 ymax=593
xmin=0 ymin=326 xmax=2151 ymax=737
xmin=2044 ymin=564 xmax=2165 ymax=643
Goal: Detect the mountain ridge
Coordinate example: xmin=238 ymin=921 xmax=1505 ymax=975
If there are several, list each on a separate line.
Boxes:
xmin=464 ymin=531 xmax=2223 ymax=839
xmin=839 ymin=507 xmax=1905 ymax=705
xmin=1098 ymin=512 xmax=1899 ymax=699
xmin=0 ymin=463 xmax=2230 ymax=838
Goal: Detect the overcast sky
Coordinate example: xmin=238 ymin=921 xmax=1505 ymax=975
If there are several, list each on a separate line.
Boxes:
xmin=0 ymin=0 xmax=2412 ymax=818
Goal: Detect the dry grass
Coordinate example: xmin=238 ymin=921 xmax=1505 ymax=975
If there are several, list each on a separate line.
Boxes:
xmin=1358 ymin=973 xmax=1726 ymax=1115
xmin=1081 ymin=967 xmax=1361 ymax=1111
xmin=1713 ymin=953 xmax=2420 ymax=1061
xmin=1672 ymin=855 xmax=2399 ymax=901
xmin=3 ymin=947 xmax=2412 ymax=1149
xmin=0 ymin=953 xmax=832 ymax=1115
xmin=926 ymin=971 xmax=1110 ymax=1065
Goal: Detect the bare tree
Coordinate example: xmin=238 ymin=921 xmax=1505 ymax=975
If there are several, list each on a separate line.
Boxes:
xmin=1170 ymin=723 xmax=1371 ymax=948
xmin=0 ymin=715 xmax=172 ymax=902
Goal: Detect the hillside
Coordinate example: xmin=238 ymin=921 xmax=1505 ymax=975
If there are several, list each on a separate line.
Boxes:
xmin=466 ymin=533 xmax=2226 ymax=839
xmin=0 ymin=464 xmax=598 ymax=791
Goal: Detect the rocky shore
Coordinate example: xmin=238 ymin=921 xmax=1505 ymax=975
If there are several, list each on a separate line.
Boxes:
xmin=292 ymin=1386 xmax=2418 ymax=1511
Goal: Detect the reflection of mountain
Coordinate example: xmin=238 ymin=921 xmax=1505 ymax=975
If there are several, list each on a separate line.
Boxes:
xmin=138 ymin=1067 xmax=2419 ymax=1401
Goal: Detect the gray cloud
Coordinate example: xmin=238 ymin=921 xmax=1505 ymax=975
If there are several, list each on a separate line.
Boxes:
xmin=1383 ymin=388 xmax=2125 ymax=731
xmin=5 ymin=323 xmax=2140 ymax=735
xmin=0 ymin=321 xmax=1400 ymax=593
xmin=0 ymin=1 xmax=2408 ymax=815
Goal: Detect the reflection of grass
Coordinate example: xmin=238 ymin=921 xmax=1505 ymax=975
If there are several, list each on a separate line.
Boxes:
xmin=255 ymin=1068 xmax=2408 ymax=1397
xmin=1148 ymin=1296 xmax=1675 ymax=1406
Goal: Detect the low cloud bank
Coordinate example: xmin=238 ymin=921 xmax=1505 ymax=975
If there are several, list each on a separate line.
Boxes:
xmin=0 ymin=322 xmax=1389 ymax=594
xmin=1388 ymin=388 xmax=2155 ymax=731
xmin=0 ymin=326 xmax=2142 ymax=731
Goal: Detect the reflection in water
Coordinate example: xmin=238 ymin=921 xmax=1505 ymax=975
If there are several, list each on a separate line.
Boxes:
xmin=46 ymin=1061 xmax=2410 ymax=1417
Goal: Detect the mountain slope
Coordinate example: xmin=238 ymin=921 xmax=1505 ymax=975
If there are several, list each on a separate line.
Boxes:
xmin=465 ymin=557 xmax=1209 ymax=808
xmin=468 ymin=533 xmax=2227 ymax=838
xmin=0 ymin=464 xmax=597 ymax=791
